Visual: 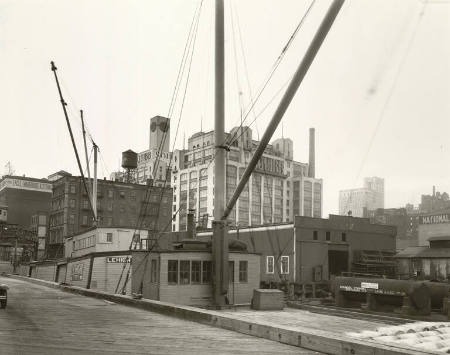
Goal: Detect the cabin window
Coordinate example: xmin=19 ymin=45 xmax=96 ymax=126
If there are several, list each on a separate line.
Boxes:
xmin=280 ymin=256 xmax=289 ymax=274
xmin=313 ymin=231 xmax=318 ymax=240
xmin=341 ymin=232 xmax=347 ymax=242
xmin=180 ymin=261 xmax=190 ymax=285
xmin=266 ymin=256 xmax=274 ymax=274
xmin=151 ymin=259 xmax=157 ymax=282
xmin=191 ymin=261 xmax=201 ymax=283
xmin=239 ymin=261 xmax=248 ymax=283
xmin=168 ymin=260 xmax=178 ymax=284
xmin=326 ymin=231 xmax=330 ymax=241
xmin=202 ymin=261 xmax=212 ymax=283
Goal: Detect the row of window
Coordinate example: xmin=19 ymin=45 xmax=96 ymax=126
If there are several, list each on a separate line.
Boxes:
xmin=312 ymin=231 xmax=347 ymax=242
xmin=266 ymin=256 xmax=289 ymax=274
xmin=167 ymin=260 xmax=249 ymax=285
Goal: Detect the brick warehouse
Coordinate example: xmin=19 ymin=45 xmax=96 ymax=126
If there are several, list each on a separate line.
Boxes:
xmin=195 ymin=214 xmax=396 ymax=286
xmin=47 ymin=173 xmax=172 ymax=259
xmin=0 ymin=175 xmax=52 ymax=228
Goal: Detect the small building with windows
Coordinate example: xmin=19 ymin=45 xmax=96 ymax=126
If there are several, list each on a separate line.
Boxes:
xmin=131 ymin=241 xmax=260 ymax=307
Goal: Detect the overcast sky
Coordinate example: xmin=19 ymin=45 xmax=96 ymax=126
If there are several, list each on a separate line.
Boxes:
xmin=1 ymin=0 xmax=449 ymax=216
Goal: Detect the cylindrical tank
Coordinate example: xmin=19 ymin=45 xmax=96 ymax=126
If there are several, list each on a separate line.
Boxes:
xmin=122 ymin=150 xmax=138 ymax=170
xmin=333 ymin=276 xmax=432 ymax=310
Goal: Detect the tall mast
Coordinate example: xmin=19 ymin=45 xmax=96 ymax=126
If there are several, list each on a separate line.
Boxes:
xmin=212 ymin=0 xmax=228 ymax=308
xmin=80 ymin=110 xmax=93 ymax=203
xmin=92 ymin=143 xmax=98 ymax=224
xmin=222 ymin=0 xmax=345 ymax=220
xmin=51 ymin=61 xmax=96 ymax=219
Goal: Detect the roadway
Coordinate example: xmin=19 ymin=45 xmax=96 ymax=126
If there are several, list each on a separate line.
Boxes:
xmin=0 ymin=277 xmax=319 ymax=354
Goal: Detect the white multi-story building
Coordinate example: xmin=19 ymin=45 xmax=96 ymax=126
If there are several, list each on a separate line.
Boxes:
xmin=339 ymin=177 xmax=385 ymax=218
xmin=171 ymin=127 xmax=323 ymax=231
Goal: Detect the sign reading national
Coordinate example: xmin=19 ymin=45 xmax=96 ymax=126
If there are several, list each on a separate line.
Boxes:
xmin=420 ymin=214 xmax=450 ymax=225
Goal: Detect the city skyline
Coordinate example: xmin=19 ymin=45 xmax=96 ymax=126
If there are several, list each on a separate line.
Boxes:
xmin=1 ymin=0 xmax=449 ymax=216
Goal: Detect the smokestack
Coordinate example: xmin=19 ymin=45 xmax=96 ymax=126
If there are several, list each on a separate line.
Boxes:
xmin=187 ymin=209 xmax=196 ymax=239
xmin=433 ymin=185 xmax=436 ymax=197
xmin=309 ymin=128 xmax=315 ymax=178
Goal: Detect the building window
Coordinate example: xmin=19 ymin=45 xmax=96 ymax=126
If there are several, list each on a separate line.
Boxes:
xmin=266 ymin=256 xmax=274 ymax=274
xmin=313 ymin=231 xmax=318 ymax=240
xmin=69 ymin=199 xmax=76 ymax=208
xmin=326 ymin=231 xmax=330 ymax=241
xmin=168 ymin=260 xmax=178 ymax=284
xmin=69 ymin=214 xmax=75 ymax=225
xmin=82 ymin=215 xmax=88 ymax=225
xmin=191 ymin=261 xmax=201 ymax=284
xmin=106 ymin=217 xmax=112 ymax=226
xmin=83 ymin=200 xmax=89 ymax=209
xmin=342 ymin=232 xmax=347 ymax=242
xmin=108 ymin=190 xmax=113 ymax=198
xmin=106 ymin=233 xmax=113 ymax=242
xmin=239 ymin=261 xmax=248 ymax=282
xmin=202 ymin=261 xmax=212 ymax=283
xmin=180 ymin=261 xmax=190 ymax=285
xmin=70 ymin=185 xmax=76 ymax=194
xmin=280 ymin=256 xmax=289 ymax=274
xmin=120 ymin=191 xmax=125 ymax=198
xmin=151 ymin=259 xmax=157 ymax=282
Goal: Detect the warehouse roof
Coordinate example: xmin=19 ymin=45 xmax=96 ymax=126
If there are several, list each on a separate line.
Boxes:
xmin=395 ymin=246 xmax=450 ymax=259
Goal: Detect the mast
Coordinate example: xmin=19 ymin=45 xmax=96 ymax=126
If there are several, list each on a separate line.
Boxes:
xmin=80 ymin=110 xmax=93 ymax=203
xmin=222 ymin=0 xmax=345 ymax=220
xmin=212 ymin=0 xmax=228 ymax=307
xmin=51 ymin=61 xmax=96 ymax=219
xmin=92 ymin=142 xmax=98 ymax=224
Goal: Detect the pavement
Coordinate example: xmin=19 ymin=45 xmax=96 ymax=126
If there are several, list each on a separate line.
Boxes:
xmin=0 ymin=276 xmax=319 ymax=355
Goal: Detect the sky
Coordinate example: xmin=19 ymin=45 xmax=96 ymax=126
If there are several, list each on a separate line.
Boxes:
xmin=0 ymin=0 xmax=449 ymax=216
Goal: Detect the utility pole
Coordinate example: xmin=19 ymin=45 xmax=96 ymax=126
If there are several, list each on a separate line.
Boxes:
xmin=212 ymin=0 xmax=228 ymax=308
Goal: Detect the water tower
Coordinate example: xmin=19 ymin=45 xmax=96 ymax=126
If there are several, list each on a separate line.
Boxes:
xmin=122 ymin=150 xmax=138 ymax=183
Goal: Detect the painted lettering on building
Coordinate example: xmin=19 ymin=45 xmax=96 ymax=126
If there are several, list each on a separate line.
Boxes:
xmin=361 ymin=282 xmax=378 ymax=290
xmin=420 ymin=214 xmax=450 ymax=225
xmin=107 ymin=256 xmax=131 ymax=263
xmin=255 ymin=156 xmax=284 ymax=177
xmin=0 ymin=178 xmax=52 ymax=193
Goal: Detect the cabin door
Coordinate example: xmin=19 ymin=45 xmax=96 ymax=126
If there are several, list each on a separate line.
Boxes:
xmin=227 ymin=261 xmax=235 ymax=305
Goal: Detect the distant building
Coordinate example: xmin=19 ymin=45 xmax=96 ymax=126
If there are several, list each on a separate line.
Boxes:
xmin=0 ymin=175 xmax=52 ymax=228
xmin=47 ymin=174 xmax=173 ymax=259
xmin=136 ymin=116 xmax=172 ymax=186
xmin=419 ymin=186 xmax=450 ymax=213
xmin=369 ymin=208 xmax=409 ymax=251
xmin=30 ymin=212 xmax=48 ymax=260
xmin=339 ymin=177 xmax=384 ymax=217
xmin=171 ymin=127 xmax=322 ymax=231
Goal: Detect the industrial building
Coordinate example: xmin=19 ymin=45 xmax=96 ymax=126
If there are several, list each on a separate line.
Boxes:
xmin=0 ymin=175 xmax=52 ymax=228
xmin=171 ymin=127 xmax=322 ymax=231
xmin=396 ymin=235 xmax=450 ymax=281
xmin=193 ymin=214 xmax=397 ymax=287
xmin=47 ymin=172 xmax=172 ymax=259
xmin=339 ymin=177 xmax=384 ymax=218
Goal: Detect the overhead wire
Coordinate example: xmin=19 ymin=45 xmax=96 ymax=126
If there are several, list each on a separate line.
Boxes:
xmin=115 ymin=1 xmax=204 ymax=293
xmin=344 ymin=0 xmax=428 ymax=215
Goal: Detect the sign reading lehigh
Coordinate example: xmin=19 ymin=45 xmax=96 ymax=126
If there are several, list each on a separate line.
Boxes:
xmin=107 ymin=256 xmax=131 ymax=263
xmin=420 ymin=214 xmax=450 ymax=225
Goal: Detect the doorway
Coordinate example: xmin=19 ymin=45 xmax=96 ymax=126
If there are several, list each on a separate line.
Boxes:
xmin=328 ymin=250 xmax=348 ymax=277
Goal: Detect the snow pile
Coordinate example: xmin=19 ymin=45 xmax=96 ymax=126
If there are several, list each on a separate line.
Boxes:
xmin=347 ymin=322 xmax=450 ymax=353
